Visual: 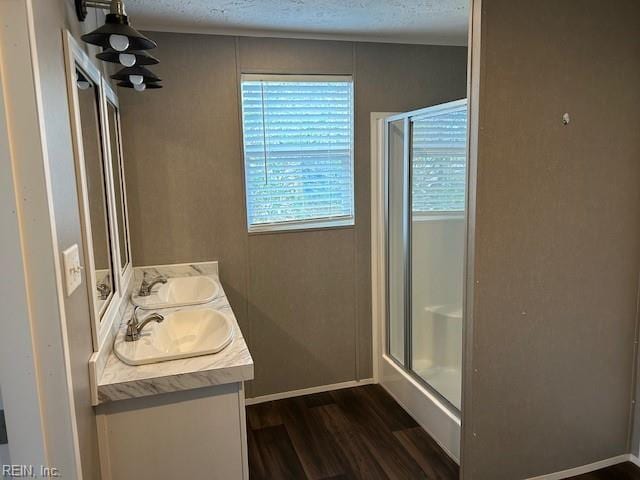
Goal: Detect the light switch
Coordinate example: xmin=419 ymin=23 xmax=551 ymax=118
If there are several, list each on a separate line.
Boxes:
xmin=62 ymin=244 xmax=82 ymax=296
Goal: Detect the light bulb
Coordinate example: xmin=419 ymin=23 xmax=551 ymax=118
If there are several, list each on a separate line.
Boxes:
xmin=75 ymin=72 xmax=90 ymax=90
xmin=129 ymin=75 xmax=143 ymax=85
xmin=119 ymin=53 xmax=136 ymax=67
xmin=109 ymin=34 xmax=129 ymax=52
xmin=134 ymin=83 xmax=146 ymax=92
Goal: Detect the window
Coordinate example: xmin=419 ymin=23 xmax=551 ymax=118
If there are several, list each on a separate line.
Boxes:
xmin=240 ymin=74 xmax=354 ymax=232
xmin=411 ymin=101 xmax=467 ymax=214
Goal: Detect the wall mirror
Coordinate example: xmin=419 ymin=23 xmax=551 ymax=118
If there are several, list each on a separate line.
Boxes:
xmin=63 ymin=31 xmax=132 ymax=351
xmin=76 ymin=64 xmax=115 ymax=316
xmin=104 ymin=85 xmax=132 ymax=283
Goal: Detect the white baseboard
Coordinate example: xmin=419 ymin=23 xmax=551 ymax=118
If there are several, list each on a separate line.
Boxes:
xmin=629 ymin=454 xmax=640 ymax=468
xmin=527 ymin=454 xmax=633 ymax=480
xmin=245 ymin=378 xmax=375 ymax=405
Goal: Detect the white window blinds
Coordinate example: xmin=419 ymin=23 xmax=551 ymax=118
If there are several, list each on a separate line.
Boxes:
xmin=240 ymin=75 xmax=354 ymax=231
xmin=411 ymin=101 xmax=467 ymax=213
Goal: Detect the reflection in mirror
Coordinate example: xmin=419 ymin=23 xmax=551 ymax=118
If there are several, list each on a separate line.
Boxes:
xmin=106 ymin=101 xmax=130 ymax=271
xmin=76 ymin=66 xmax=114 ymax=317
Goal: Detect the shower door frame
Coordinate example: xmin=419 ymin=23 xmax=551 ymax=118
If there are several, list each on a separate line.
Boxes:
xmin=371 ymin=101 xmax=467 ymax=462
xmin=386 ymin=100 xmax=467 ymax=413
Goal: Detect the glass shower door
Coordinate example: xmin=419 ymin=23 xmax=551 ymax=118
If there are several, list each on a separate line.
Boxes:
xmin=410 ymin=102 xmax=467 ymax=410
xmin=385 ymin=99 xmax=467 ymax=412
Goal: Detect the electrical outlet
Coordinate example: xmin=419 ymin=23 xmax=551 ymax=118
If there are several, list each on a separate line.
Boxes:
xmin=62 ymin=244 xmax=82 ymax=296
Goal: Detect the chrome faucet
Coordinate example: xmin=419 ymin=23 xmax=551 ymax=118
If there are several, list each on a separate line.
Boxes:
xmin=97 ymin=282 xmax=111 ymax=300
xmin=125 ymin=306 xmax=164 ymax=342
xmin=138 ymin=274 xmax=167 ymax=296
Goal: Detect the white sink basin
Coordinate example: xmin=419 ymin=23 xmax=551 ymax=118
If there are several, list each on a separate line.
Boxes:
xmin=132 ymin=276 xmax=220 ymax=309
xmin=114 ymin=308 xmax=234 ymax=366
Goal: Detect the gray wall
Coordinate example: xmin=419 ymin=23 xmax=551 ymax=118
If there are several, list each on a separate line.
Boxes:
xmin=462 ymin=0 xmax=640 ymax=478
xmin=120 ymin=32 xmax=467 ymax=397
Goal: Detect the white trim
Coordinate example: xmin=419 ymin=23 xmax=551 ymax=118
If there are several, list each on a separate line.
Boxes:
xmin=248 ymin=215 xmax=354 ymax=234
xmin=241 ymin=73 xmax=353 ymax=83
xmin=371 ymin=112 xmax=397 ymax=383
xmin=238 ymin=383 xmax=249 ymax=480
xmin=245 ymin=379 xmax=375 ymax=405
xmin=385 ymin=98 xmax=467 ymax=123
xmin=460 ymin=0 xmax=481 ymax=477
xmin=629 ymin=454 xmax=640 ymax=468
xmin=240 ymin=74 xmax=356 ymax=234
xmin=103 ymin=80 xmax=134 ymax=298
xmin=525 ymin=454 xmax=631 ymax=480
xmin=89 ymin=352 xmax=100 ymax=407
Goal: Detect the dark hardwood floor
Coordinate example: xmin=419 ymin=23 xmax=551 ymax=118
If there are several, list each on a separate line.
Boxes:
xmin=247 ymin=384 xmax=458 ymax=479
xmin=246 ymin=385 xmax=640 ymax=480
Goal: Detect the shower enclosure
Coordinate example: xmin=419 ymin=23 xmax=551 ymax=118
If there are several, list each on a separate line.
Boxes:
xmin=377 ymin=99 xmax=467 ymax=460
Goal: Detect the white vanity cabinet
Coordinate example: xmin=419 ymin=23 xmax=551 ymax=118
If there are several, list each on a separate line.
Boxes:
xmin=92 ymin=265 xmax=253 ymax=480
xmin=96 ymin=382 xmax=248 ymax=480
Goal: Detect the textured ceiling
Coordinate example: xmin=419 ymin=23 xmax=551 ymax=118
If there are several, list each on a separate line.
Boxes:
xmin=124 ymin=0 xmax=469 ymax=46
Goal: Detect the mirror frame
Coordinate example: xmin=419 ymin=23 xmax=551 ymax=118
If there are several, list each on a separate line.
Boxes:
xmin=103 ymin=82 xmax=133 ymax=290
xmin=63 ymin=30 xmax=132 ymax=351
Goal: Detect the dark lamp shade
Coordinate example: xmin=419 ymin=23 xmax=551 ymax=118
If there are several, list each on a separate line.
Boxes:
xmin=111 ymin=66 xmax=161 ymax=83
xmin=81 ymin=14 xmax=157 ymax=51
xmin=97 ymin=48 xmax=159 ymax=66
xmin=117 ymin=81 xmax=163 ymax=89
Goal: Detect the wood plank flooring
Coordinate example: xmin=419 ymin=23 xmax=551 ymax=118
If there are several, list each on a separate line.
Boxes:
xmin=247 ymin=384 xmax=458 ymax=480
xmin=246 ymin=385 xmax=640 ymax=480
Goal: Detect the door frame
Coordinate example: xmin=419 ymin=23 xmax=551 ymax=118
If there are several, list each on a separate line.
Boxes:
xmin=0 ymin=0 xmax=82 ymax=475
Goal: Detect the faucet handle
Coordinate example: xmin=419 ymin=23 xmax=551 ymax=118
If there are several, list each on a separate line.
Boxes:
xmin=138 ymin=274 xmax=167 ymax=296
xmin=143 ymin=272 xmax=166 ymax=281
xmin=125 ymin=307 xmax=164 ymax=342
xmin=129 ymin=306 xmax=141 ymax=325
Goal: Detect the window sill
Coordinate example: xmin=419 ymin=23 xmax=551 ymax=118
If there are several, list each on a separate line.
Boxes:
xmin=248 ymin=217 xmax=355 ymax=235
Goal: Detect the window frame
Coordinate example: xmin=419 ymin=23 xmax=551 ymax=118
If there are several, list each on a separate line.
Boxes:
xmin=239 ymin=73 xmax=355 ymax=234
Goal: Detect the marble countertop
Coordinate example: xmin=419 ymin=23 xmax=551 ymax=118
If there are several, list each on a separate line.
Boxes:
xmin=97 ymin=274 xmax=253 ymax=404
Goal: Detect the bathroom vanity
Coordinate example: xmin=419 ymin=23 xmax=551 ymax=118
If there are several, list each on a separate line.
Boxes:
xmin=61 ymin=33 xmax=253 ymax=479
xmin=92 ymin=262 xmax=253 ymax=480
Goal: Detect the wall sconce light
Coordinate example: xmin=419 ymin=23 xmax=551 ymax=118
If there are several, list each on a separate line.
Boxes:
xmin=117 ymin=81 xmax=163 ymax=92
xmin=76 ymin=0 xmax=162 ymax=91
xmin=75 ymin=70 xmax=92 ymax=90
xmin=111 ymin=66 xmax=162 ymax=90
xmin=96 ymin=49 xmax=159 ymax=67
